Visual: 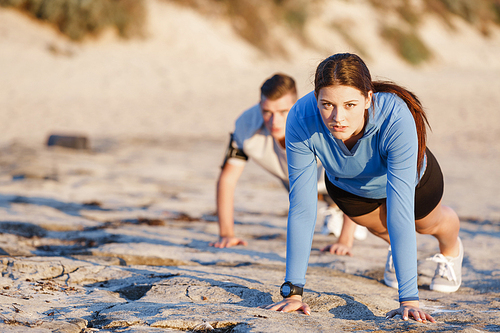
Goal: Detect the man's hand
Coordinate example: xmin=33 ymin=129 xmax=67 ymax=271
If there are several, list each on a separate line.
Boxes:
xmin=321 ymin=242 xmax=352 ymax=256
xmin=321 ymin=213 xmax=357 ymax=256
xmin=209 ymin=236 xmax=248 ymax=248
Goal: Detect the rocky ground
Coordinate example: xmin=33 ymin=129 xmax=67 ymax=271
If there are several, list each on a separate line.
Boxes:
xmin=0 ymin=139 xmax=499 ymax=332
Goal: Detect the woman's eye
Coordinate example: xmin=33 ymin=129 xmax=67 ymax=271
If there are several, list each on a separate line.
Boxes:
xmin=346 ymin=103 xmax=355 ymax=108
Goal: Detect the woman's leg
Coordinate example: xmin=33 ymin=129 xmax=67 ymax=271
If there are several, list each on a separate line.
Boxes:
xmin=349 ymin=199 xmax=461 ymax=257
xmin=414 ymin=199 xmax=460 ymax=257
xmin=348 ymin=204 xmax=390 ymax=244
xmin=415 ymin=199 xmax=462 ymax=292
xmin=347 ymin=204 xmax=399 ymax=289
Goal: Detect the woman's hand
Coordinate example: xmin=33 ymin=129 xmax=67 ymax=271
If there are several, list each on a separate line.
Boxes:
xmin=321 ymin=242 xmax=352 ymax=256
xmin=262 ymin=295 xmax=311 ymax=315
xmin=386 ymin=300 xmax=436 ymax=323
xmin=209 ymin=236 xmax=248 ymax=248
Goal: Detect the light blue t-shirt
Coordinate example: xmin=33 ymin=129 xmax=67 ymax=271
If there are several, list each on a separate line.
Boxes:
xmin=230 ymin=104 xmax=329 ymax=194
xmin=285 ymin=91 xmax=422 ymax=302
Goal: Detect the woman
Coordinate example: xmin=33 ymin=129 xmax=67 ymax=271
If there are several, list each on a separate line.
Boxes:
xmin=264 ymin=53 xmax=462 ymax=323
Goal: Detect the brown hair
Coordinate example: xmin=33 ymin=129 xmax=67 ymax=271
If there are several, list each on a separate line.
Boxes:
xmin=261 ymin=73 xmax=297 ymax=101
xmin=314 ymin=53 xmax=430 ymax=174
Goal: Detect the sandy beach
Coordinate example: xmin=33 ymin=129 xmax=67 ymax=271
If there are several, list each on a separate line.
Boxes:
xmin=1 ymin=0 xmax=500 ymax=331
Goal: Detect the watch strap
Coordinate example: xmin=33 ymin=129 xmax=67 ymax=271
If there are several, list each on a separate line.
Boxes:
xmin=280 ymin=281 xmax=303 ymax=298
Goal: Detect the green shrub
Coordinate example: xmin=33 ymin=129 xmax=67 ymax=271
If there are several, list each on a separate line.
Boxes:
xmin=381 ymin=26 xmax=432 ymax=65
xmin=0 ymin=0 xmax=146 ymax=40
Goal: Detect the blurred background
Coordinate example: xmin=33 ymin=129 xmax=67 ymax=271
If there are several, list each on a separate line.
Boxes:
xmin=0 ymin=0 xmax=499 ymax=220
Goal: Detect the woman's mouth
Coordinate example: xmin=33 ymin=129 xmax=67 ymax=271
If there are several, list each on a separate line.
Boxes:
xmin=331 ymin=124 xmax=347 ymax=132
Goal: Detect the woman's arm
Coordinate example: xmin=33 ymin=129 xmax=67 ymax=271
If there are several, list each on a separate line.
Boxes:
xmin=264 ymin=110 xmax=318 ymax=314
xmin=383 ymin=101 xmax=420 ymax=302
xmin=283 ymin=111 xmax=319 ymax=287
xmin=265 ymin=101 xmax=319 ymax=316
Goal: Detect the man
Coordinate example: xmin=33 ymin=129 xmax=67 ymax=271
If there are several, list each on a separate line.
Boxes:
xmin=210 ymin=73 xmax=366 ymax=249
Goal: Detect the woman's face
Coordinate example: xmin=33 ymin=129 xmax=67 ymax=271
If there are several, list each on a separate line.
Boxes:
xmin=317 ymin=85 xmax=372 ymax=143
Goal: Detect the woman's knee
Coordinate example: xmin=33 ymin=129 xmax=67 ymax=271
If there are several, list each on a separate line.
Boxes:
xmin=415 ymin=204 xmax=459 ymax=235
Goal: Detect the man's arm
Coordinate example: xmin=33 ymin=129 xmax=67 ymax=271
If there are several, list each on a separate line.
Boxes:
xmin=210 ymin=162 xmax=248 ymax=248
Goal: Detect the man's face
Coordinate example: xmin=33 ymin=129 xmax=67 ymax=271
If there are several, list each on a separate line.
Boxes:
xmin=260 ymin=92 xmax=296 ymax=144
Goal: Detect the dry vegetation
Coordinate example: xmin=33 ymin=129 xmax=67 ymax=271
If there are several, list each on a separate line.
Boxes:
xmin=163 ymin=0 xmax=317 ymax=57
xmin=1 ymin=0 xmax=499 ymax=64
xmin=165 ymin=0 xmax=500 ymax=64
xmin=370 ymin=0 xmax=500 ymax=64
xmin=162 ymin=0 xmax=500 ymax=64
xmin=424 ymin=0 xmax=500 ymax=34
xmin=0 ymin=0 xmax=146 ymax=40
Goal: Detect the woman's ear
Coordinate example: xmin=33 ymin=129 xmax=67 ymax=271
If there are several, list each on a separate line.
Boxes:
xmin=365 ymin=90 xmax=373 ymax=109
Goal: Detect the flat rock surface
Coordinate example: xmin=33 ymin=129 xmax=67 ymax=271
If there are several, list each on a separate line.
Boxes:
xmin=0 ymin=139 xmax=499 ymax=332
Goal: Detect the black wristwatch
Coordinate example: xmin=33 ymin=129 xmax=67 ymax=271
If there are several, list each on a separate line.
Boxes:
xmin=280 ymin=281 xmax=303 ymax=298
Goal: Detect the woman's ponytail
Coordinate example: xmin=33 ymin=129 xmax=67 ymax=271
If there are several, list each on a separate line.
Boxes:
xmin=373 ymin=81 xmax=430 ymax=174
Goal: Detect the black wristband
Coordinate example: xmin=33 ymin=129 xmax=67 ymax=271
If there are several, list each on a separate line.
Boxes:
xmin=221 ymin=133 xmax=248 ymax=169
xmin=280 ymin=281 xmax=303 ymax=298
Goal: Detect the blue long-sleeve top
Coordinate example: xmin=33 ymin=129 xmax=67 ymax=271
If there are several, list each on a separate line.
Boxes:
xmin=285 ymin=91 xmax=423 ymax=302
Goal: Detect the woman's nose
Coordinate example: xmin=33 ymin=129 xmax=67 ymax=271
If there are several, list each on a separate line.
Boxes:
xmin=332 ymin=108 xmax=344 ymax=122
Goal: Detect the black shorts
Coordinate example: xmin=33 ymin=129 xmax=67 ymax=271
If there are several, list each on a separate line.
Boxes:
xmin=325 ymin=148 xmax=444 ymax=220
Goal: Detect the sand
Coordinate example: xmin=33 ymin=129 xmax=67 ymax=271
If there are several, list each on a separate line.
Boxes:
xmin=1 ymin=0 xmax=500 ymax=332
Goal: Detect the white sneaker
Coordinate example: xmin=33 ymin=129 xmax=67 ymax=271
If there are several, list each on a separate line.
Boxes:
xmin=353 ymin=225 xmax=368 ymax=240
xmin=427 ymin=237 xmax=463 ymax=293
xmin=320 ymin=206 xmax=343 ymax=236
xmin=384 ymin=246 xmax=398 ymax=289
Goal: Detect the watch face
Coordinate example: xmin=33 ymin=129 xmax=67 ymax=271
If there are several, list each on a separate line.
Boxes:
xmin=281 ymin=285 xmax=291 ymax=296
